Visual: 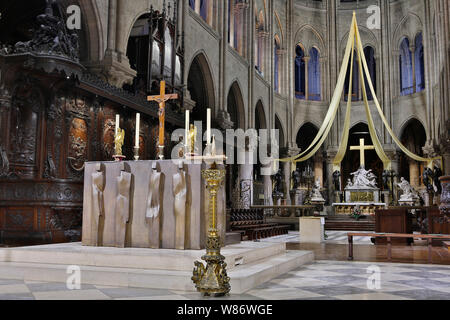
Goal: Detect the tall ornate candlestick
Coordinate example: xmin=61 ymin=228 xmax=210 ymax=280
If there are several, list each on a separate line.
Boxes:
xmin=192 ymin=162 xmax=230 ymax=296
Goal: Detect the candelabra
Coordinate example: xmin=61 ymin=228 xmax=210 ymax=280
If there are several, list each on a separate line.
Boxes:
xmin=192 ymin=162 xmax=230 ymax=296
xmin=302 ymin=165 xmax=314 ymax=204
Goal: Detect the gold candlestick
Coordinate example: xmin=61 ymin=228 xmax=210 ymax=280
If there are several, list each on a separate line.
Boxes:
xmin=192 ymin=162 xmax=230 ymax=296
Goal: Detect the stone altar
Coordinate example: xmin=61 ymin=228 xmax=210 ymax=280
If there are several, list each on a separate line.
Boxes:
xmin=82 ymin=160 xmax=226 ymax=250
xmin=333 ymin=166 xmax=385 ymax=215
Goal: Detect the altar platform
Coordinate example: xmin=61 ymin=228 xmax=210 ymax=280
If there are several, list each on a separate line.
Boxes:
xmin=332 ymin=203 xmax=387 ymax=215
xmin=0 ymin=241 xmax=313 ymax=294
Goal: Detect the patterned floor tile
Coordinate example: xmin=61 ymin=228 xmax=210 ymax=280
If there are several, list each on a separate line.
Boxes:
xmin=334 ymin=292 xmax=412 ymax=300
xmin=33 ymin=289 xmax=111 ymax=300
xmin=27 ymin=282 xmax=96 ymax=292
xmin=297 ymin=285 xmax=373 ymax=296
xmin=387 ymin=289 xmax=450 ymax=300
xmin=98 ymin=287 xmax=173 ymax=299
xmin=246 ymin=287 xmax=325 ymax=300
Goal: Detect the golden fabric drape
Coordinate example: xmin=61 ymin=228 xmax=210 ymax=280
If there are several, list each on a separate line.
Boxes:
xmin=276 ymin=13 xmax=441 ymax=171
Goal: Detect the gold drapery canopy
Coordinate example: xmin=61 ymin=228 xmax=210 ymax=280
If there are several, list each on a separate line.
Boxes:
xmin=276 ymin=13 xmax=441 ymax=172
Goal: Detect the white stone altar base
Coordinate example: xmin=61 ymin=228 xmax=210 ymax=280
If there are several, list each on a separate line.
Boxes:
xmin=0 ymin=242 xmax=313 ymax=294
xmin=82 ymin=160 xmax=226 ymax=250
xmin=332 ymin=202 xmax=387 ymax=215
xmin=299 ymin=217 xmax=325 ymax=243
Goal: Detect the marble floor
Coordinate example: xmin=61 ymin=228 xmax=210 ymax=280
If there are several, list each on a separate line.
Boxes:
xmin=0 ymin=232 xmax=448 ymax=300
xmin=0 ymin=260 xmax=448 ymax=300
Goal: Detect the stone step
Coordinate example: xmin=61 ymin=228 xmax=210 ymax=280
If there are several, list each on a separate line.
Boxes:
xmin=0 ymin=250 xmax=314 ymax=294
xmin=0 ymin=241 xmax=286 ymax=272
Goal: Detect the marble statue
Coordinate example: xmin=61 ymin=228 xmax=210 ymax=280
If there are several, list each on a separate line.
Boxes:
xmin=146 ymin=162 xmax=162 ymax=248
xmin=311 ymin=178 xmax=323 ymax=199
xmin=397 ymin=177 xmax=419 ymax=201
xmin=91 ymin=163 xmax=104 ymax=246
xmin=115 ymin=163 xmax=132 ymax=247
xmin=347 ymin=167 xmax=378 ymax=189
xmin=173 ymin=161 xmax=187 ymax=250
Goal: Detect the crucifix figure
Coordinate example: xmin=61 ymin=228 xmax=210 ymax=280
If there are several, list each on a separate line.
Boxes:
xmin=147 ymin=80 xmax=178 ymax=159
xmin=350 ymin=138 xmax=375 ymax=168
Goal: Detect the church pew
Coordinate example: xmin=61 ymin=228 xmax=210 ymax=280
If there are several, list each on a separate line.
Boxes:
xmin=347 ymin=232 xmax=450 ymax=263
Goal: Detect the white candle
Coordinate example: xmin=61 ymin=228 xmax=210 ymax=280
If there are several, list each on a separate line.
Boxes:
xmin=207 ymin=108 xmax=211 ymax=145
xmin=115 ymin=114 xmax=119 ymax=137
xmin=185 ymin=110 xmax=190 ymax=147
xmin=135 ymin=113 xmax=140 ymax=148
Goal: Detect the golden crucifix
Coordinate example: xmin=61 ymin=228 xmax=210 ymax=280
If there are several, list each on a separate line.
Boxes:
xmin=350 ymin=138 xmax=375 ymax=167
xmin=147 ymin=80 xmax=178 ymax=159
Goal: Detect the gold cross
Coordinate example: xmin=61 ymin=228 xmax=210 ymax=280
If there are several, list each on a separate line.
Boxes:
xmin=350 ymin=138 xmax=375 ymax=167
xmin=147 ymin=81 xmax=178 ymax=157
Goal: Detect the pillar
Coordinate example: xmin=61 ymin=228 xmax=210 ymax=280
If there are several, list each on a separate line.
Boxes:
xmin=408 ymin=159 xmax=420 ymax=188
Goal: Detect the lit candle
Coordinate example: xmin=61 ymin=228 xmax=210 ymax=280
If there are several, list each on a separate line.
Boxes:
xmin=115 ymin=114 xmax=119 ymax=137
xmin=207 ymin=108 xmax=211 ymax=145
xmin=135 ymin=113 xmax=140 ymax=148
xmin=185 ymin=110 xmax=190 ymax=147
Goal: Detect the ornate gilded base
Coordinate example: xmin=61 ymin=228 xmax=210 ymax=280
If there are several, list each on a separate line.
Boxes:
xmin=192 ymin=232 xmax=230 ymax=297
xmin=192 ymin=162 xmax=230 ymax=296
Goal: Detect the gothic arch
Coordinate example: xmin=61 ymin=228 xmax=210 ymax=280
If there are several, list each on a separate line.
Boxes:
xmin=294 ymin=25 xmax=325 ymax=56
xmin=227 ymin=81 xmax=245 ymax=130
xmin=77 ymin=0 xmax=104 ymax=61
xmin=255 ymin=100 xmax=267 ymax=130
xmin=399 ymin=117 xmax=427 ymax=142
xmin=393 ymin=13 xmax=423 ymax=48
xmin=274 ymin=114 xmax=286 ymax=148
xmin=339 ymin=25 xmax=378 ymax=58
xmin=187 ymin=51 xmax=216 ymax=115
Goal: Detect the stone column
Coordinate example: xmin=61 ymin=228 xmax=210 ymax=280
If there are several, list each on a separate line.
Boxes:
xmin=247 ymin=0 xmax=255 ymax=129
xmin=381 ymin=0 xmax=393 ymax=144
xmin=239 ymin=163 xmax=253 ymax=209
xmin=218 ymin=0 xmax=228 ymax=113
xmin=410 ymin=44 xmax=416 ymax=94
xmin=286 ymin=0 xmax=295 ymax=146
xmin=304 ymin=56 xmax=310 ymax=101
xmin=408 ymin=159 xmax=420 ymax=188
xmin=194 ymin=0 xmax=201 ymax=14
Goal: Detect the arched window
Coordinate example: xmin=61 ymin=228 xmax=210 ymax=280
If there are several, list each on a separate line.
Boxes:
xmin=363 ymin=46 xmax=376 ymax=101
xmin=415 ymin=32 xmax=425 ymax=92
xmin=399 ymin=37 xmax=413 ymax=96
xmin=295 ymin=45 xmax=305 ymax=99
xmin=200 ymin=0 xmax=208 ymax=21
xmin=255 ymin=12 xmax=264 ymax=74
xmin=344 ymin=49 xmax=359 ymax=101
xmin=274 ymin=38 xmax=280 ymax=93
xmin=308 ymin=47 xmax=321 ymax=101
xmin=189 ymin=0 xmax=195 ymax=10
